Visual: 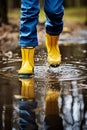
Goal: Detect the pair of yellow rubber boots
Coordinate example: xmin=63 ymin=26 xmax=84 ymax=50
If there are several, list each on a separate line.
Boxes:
xmin=18 ymin=33 xmax=61 ymax=76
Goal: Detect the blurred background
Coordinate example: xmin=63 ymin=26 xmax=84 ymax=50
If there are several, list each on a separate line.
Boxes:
xmin=0 ymin=0 xmax=87 ymax=59
xmin=0 ymin=0 xmax=87 ymax=25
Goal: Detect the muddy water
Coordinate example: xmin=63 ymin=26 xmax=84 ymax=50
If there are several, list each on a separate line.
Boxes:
xmin=0 ymin=43 xmax=87 ymax=130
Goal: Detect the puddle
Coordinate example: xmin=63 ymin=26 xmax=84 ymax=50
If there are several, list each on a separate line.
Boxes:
xmin=0 ymin=43 xmax=87 ymax=130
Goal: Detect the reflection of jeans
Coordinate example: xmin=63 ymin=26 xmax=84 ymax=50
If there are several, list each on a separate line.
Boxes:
xmin=19 ymin=0 xmax=64 ymax=47
xmin=19 ymin=100 xmax=38 ymax=130
xmin=44 ymin=115 xmax=63 ymax=130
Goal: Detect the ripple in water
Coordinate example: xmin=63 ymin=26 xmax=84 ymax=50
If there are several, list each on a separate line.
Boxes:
xmin=34 ymin=61 xmax=87 ymax=81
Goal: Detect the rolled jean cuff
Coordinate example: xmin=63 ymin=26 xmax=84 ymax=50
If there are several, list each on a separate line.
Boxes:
xmin=19 ymin=38 xmax=38 ymax=47
xmin=46 ymin=22 xmax=63 ymax=36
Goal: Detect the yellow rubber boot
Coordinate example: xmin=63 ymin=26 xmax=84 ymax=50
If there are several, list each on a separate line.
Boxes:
xmin=18 ymin=47 xmax=35 ymax=76
xmin=46 ymin=33 xmax=61 ymax=66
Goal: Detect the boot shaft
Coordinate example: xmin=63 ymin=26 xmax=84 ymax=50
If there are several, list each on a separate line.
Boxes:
xmin=21 ymin=48 xmax=35 ymax=67
xmin=46 ymin=33 xmax=59 ymax=53
xmin=46 ymin=33 xmax=61 ymax=66
xmin=18 ymin=48 xmax=35 ymax=75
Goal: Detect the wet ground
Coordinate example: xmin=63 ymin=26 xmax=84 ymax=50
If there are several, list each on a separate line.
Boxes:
xmin=0 ymin=43 xmax=87 ymax=130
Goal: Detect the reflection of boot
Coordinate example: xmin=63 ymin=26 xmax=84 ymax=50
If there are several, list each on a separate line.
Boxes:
xmin=45 ymin=89 xmax=60 ymax=116
xmin=46 ymin=33 xmax=61 ymax=66
xmin=18 ymin=78 xmax=38 ymax=130
xmin=19 ymin=78 xmax=35 ymax=100
xmin=18 ymin=47 xmax=35 ymax=76
xmin=45 ymin=89 xmax=63 ymax=130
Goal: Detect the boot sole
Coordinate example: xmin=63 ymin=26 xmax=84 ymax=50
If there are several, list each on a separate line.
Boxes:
xmin=50 ymin=64 xmax=60 ymax=67
xmin=18 ymin=73 xmax=34 ymax=78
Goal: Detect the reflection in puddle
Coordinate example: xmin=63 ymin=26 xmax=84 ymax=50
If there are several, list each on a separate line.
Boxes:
xmin=59 ymin=80 xmax=85 ymax=130
xmin=13 ymin=77 xmax=38 ymax=130
xmin=0 ymin=43 xmax=87 ymax=130
xmin=13 ymin=77 xmax=87 ymax=129
xmin=44 ymin=89 xmax=63 ymax=130
xmin=13 ymin=77 xmax=63 ymax=130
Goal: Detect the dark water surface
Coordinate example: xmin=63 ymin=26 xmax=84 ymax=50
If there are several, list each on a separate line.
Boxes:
xmin=0 ymin=43 xmax=87 ymax=130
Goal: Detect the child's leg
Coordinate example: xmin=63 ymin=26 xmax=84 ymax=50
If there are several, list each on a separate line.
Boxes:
xmin=18 ymin=0 xmax=40 ymax=76
xmin=19 ymin=0 xmax=40 ymax=47
xmin=44 ymin=0 xmax=64 ymax=35
xmin=44 ymin=0 xmax=64 ymax=66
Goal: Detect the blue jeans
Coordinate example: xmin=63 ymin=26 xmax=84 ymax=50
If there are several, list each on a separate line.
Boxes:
xmin=19 ymin=0 xmax=64 ymax=47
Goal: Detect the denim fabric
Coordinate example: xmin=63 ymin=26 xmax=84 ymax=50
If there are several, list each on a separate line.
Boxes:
xmin=44 ymin=0 xmax=64 ymax=35
xmin=19 ymin=0 xmax=40 ymax=47
xmin=19 ymin=0 xmax=64 ymax=47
